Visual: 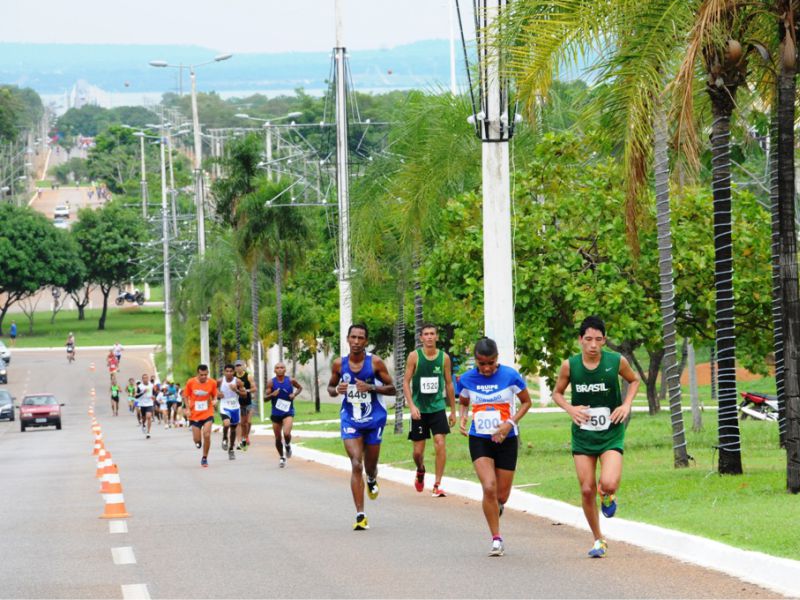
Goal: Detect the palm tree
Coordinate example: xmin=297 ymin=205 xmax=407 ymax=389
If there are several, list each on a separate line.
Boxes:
xmin=504 ymin=0 xmax=692 ymax=467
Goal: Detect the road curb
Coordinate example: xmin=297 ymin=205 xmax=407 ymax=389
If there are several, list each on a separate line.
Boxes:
xmin=292 ymin=445 xmax=799 ymax=597
xmin=11 ymin=345 xmax=158 ymax=352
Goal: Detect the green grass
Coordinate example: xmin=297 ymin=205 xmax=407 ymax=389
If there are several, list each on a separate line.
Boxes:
xmin=251 ymin=399 xmax=341 ymax=425
xmin=6 ymin=307 xmax=165 ymax=348
xmin=302 ymin=408 xmax=798 ymax=559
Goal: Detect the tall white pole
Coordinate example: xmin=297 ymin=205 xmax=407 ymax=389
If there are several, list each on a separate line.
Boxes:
xmin=190 ymin=68 xmax=210 ymax=367
xmin=160 ymin=135 xmax=173 ymax=376
xmin=480 ymin=0 xmax=515 ymax=365
xmin=265 ymin=125 xmax=273 ymax=181
xmin=335 ymin=0 xmax=352 ymax=357
xmin=139 ymin=135 xmax=147 ymax=218
xmin=166 ymin=128 xmax=178 ymax=237
xmin=449 ymin=0 xmax=458 ymax=95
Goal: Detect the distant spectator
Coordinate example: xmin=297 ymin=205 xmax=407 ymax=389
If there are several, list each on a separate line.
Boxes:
xmin=9 ymin=321 xmax=17 ymax=346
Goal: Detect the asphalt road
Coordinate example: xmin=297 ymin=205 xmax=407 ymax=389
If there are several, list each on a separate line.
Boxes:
xmin=0 ymin=349 xmax=782 ymax=599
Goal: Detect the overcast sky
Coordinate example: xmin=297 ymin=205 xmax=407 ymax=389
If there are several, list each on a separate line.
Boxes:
xmin=4 ymin=0 xmax=469 ymax=53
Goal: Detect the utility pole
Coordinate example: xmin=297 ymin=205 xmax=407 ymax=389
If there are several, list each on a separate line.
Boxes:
xmin=165 ymin=128 xmax=178 ymax=237
xmin=159 ymin=133 xmax=174 ymax=376
xmin=190 ymin=68 xmax=210 ymax=367
xmin=449 ymin=0 xmax=458 ymax=95
xmin=477 ymin=0 xmax=515 ymax=365
xmin=335 ymin=0 xmax=352 ymax=357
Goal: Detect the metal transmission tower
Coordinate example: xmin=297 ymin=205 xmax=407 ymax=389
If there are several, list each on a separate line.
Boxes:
xmin=457 ymin=0 xmax=520 ymax=365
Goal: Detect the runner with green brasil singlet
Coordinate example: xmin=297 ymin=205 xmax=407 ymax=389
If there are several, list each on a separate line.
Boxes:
xmin=403 ymin=323 xmax=456 ymax=497
xmin=110 ymin=376 xmax=120 ymax=416
xmin=552 ymin=316 xmax=640 ymax=559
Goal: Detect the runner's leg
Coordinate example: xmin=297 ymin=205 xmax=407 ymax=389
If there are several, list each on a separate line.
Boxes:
xmin=574 ymin=454 xmax=602 ymax=540
xmin=343 ymin=437 xmax=367 ymax=513
xmin=282 ymin=416 xmax=293 ymax=448
xmin=201 ymin=419 xmax=212 ymax=458
xmin=412 ymin=440 xmax=426 ymax=471
xmin=433 ymin=433 xmax=447 ymax=483
xmin=272 ymin=420 xmax=284 ymax=457
xmin=597 ymin=450 xmax=623 ymax=497
xmin=364 ymin=441 xmax=381 ymax=482
xmin=495 ymin=467 xmax=514 ymax=506
xmin=473 ymin=457 xmax=500 ymax=536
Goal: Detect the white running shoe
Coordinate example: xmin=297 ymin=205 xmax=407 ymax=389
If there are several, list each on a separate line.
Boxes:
xmin=489 ymin=538 xmax=504 ymax=557
xmin=279 ymin=457 xmax=287 ymax=468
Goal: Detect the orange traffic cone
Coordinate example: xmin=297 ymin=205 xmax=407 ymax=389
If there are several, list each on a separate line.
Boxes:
xmin=90 ymin=362 xmax=95 ymax=372
xmin=96 ymin=450 xmax=108 ymax=478
xmin=99 ymin=492 xmax=130 ymax=519
xmin=92 ymin=438 xmax=104 ymax=456
xmin=90 ymin=388 xmax=96 ymax=397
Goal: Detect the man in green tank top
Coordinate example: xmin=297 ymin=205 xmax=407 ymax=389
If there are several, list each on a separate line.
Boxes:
xmin=402 ymin=323 xmax=456 ymax=497
xmin=552 ymin=316 xmax=639 ymax=559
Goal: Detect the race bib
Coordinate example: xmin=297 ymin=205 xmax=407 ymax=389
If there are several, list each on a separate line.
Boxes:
xmin=222 ymin=397 xmax=239 ymax=410
xmin=473 ymin=411 xmax=503 ymax=435
xmin=194 ymin=400 xmax=208 ymax=411
xmin=346 ymin=384 xmax=369 ymax=404
xmin=420 ymin=377 xmax=439 ymax=394
xmin=276 ymin=399 xmax=292 ymax=412
xmin=580 ymin=406 xmax=612 ymax=431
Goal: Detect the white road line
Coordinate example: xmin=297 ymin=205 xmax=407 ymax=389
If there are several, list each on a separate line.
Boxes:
xmin=108 ymin=520 xmax=128 ymax=534
xmin=111 ymin=546 xmax=136 ymax=565
xmin=121 ymin=584 xmax=150 ymax=599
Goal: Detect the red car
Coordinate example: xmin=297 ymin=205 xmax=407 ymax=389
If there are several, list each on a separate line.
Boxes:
xmin=19 ymin=394 xmax=63 ymax=432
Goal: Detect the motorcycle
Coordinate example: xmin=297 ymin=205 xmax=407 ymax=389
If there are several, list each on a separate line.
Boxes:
xmin=738 ymin=391 xmax=779 ymax=421
xmin=115 ymin=290 xmax=145 ymax=306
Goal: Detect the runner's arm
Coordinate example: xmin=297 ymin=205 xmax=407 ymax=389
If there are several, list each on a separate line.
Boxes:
xmin=402 ymin=351 xmax=420 ymax=418
xmin=492 ymin=388 xmax=532 ymax=443
xmin=552 ymin=360 xmax=588 ymax=426
xmin=611 ymin=356 xmax=640 ymax=423
xmin=327 ymin=359 xmax=345 ymax=396
xmin=290 ymin=378 xmax=303 ymax=399
xmin=458 ymin=389 xmax=470 ymax=436
xmin=369 ymin=356 xmax=396 ymax=396
xmin=443 ymin=353 xmax=457 ymax=418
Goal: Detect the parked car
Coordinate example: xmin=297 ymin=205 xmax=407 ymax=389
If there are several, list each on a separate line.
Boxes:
xmin=53 ymin=205 xmax=70 ymax=219
xmin=53 ymin=217 xmax=69 ymax=229
xmin=0 ymin=341 xmax=10 ymax=363
xmin=0 ymin=360 xmax=7 ymax=384
xmin=19 ymin=394 xmax=62 ymax=431
xmin=0 ymin=390 xmax=14 ymax=421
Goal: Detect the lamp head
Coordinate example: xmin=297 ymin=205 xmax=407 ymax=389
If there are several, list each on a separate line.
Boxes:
xmin=214 ymin=53 xmax=233 ymax=62
xmin=149 ymin=60 xmax=168 ymax=68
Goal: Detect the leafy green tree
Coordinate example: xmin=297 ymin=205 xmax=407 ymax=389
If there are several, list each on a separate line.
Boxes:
xmin=0 ymin=85 xmax=43 ymax=142
xmin=0 ymin=204 xmax=82 ymax=333
xmin=71 ymin=202 xmax=145 ymax=329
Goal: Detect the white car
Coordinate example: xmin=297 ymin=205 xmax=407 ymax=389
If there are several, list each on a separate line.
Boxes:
xmin=0 ymin=341 xmax=10 ymax=364
xmin=53 ymin=205 xmax=70 ymax=219
xmin=53 ymin=217 xmax=69 ymax=229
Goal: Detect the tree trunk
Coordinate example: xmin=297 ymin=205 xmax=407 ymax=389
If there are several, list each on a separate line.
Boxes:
xmin=393 ymin=287 xmax=406 ymax=434
xmin=769 ymin=114 xmax=787 ymax=448
xmin=413 ymin=250 xmax=423 ymax=349
xmin=654 ymin=104 xmax=689 ymax=467
xmin=217 ymin=327 xmax=224 ymax=378
xmin=710 ymin=345 xmax=718 ymax=404
xmin=276 ymin=256 xmax=283 ymax=362
xmin=645 ymin=349 xmax=664 ymax=415
xmin=688 ymin=340 xmax=702 ymax=432
xmin=709 ymin=92 xmax=743 ymax=475
xmin=251 ymin=265 xmax=260 ymax=406
xmin=776 ymin=23 xmax=800 ymax=492
xmin=98 ymin=285 xmax=111 ymax=330
xmin=313 ymin=335 xmax=321 ymax=413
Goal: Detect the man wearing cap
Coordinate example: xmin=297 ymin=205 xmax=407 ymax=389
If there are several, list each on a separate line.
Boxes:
xmin=235 ymin=360 xmax=257 ymax=451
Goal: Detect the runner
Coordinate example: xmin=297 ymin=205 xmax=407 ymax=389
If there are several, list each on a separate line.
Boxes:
xmin=551 ymin=316 xmax=639 ymax=558
xmin=156 ymin=383 xmax=169 ymax=428
xmin=136 ymin=373 xmax=155 ymax=439
xmin=113 ymin=342 xmax=123 ymax=364
xmin=166 ymin=379 xmax=180 ymax=428
xmin=106 ymin=350 xmax=118 ymax=376
xmin=327 ymin=323 xmax=396 ymax=531
xmin=402 ymin=323 xmax=456 ymax=497
xmin=66 ymin=332 xmax=75 ymax=363
xmin=184 ymin=364 xmax=220 ymax=467
xmin=218 ymin=364 xmax=246 ymax=460
xmin=110 ymin=375 xmax=121 ymax=416
xmin=459 ymin=337 xmax=532 ymax=557
xmin=266 ymin=362 xmax=303 ymax=468
xmin=234 ymin=360 xmax=256 ymax=451
xmin=9 ymin=321 xmax=17 ymax=346
xmin=126 ymin=378 xmax=136 ymax=413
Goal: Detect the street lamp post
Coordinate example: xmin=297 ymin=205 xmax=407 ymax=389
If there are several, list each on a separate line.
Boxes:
xmin=150 ymin=53 xmax=233 ymax=368
xmin=139 ymin=133 xmax=148 ymax=218
xmin=159 ymin=134 xmax=174 ymax=376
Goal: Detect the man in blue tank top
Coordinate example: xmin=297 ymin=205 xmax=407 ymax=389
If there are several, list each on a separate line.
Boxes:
xmin=327 ymin=323 xmax=396 ymax=531
xmin=266 ymin=362 xmax=303 ymax=468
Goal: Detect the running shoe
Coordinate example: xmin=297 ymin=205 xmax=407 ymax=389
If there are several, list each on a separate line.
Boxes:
xmin=201 ymin=456 xmax=208 ymax=468
xmin=601 ymin=494 xmax=617 ymax=518
xmin=489 ymin=538 xmax=505 ymax=557
xmin=499 ymin=502 xmax=504 ymax=517
xmin=353 ymin=513 xmax=369 ymax=531
xmin=221 ymin=438 xmax=228 ymax=451
xmin=146 ymin=433 xmax=150 ymax=439
xmin=228 ymin=449 xmax=235 ymax=461
xmin=235 ymin=442 xmax=243 ymax=451
xmin=432 ymin=483 xmax=446 ymax=497
xmin=195 ymin=441 xmax=202 ymax=449
xmin=241 ymin=442 xmax=248 ymax=453
xmin=285 ymin=444 xmax=292 ymax=458
xmin=588 ymin=539 xmax=608 ymax=558
xmin=366 ymin=478 xmax=380 ymax=500
xmin=141 ymin=425 xmax=146 ymax=434
xmin=279 ymin=457 xmax=287 ymax=468
xmin=414 ymin=468 xmax=425 ymax=492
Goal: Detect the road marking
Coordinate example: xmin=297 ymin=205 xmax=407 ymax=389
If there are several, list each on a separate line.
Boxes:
xmin=111 ymin=546 xmax=136 ymax=565
xmin=108 ymin=520 xmax=128 ymax=534
xmin=121 ymin=584 xmax=150 ymax=599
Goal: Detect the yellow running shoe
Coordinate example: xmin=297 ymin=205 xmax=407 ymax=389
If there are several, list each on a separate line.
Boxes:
xmin=366 ymin=478 xmax=379 ymax=500
xmin=353 ymin=513 xmax=369 ymax=530
xmin=588 ymin=539 xmax=608 ymax=558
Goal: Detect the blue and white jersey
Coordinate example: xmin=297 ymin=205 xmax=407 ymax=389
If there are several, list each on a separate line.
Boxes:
xmin=459 ymin=365 xmax=526 ymax=439
xmin=339 ymin=354 xmax=387 ymax=426
xmin=271 ymin=376 xmax=295 ymax=416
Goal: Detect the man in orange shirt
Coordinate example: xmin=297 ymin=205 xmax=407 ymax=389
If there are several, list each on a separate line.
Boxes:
xmin=184 ymin=364 xmax=220 ymax=468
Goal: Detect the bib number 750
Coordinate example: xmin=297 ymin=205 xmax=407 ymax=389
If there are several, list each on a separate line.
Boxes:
xmin=580 ymin=407 xmax=611 ymax=431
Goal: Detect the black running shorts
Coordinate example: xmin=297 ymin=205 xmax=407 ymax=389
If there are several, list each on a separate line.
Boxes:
xmin=408 ymin=409 xmax=450 ymax=441
xmin=468 ymin=435 xmax=518 ymax=471
xmin=190 ymin=416 xmax=214 ymax=428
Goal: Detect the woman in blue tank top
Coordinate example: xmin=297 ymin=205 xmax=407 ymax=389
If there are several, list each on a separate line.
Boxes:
xmin=266 ymin=362 xmax=302 ymax=468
